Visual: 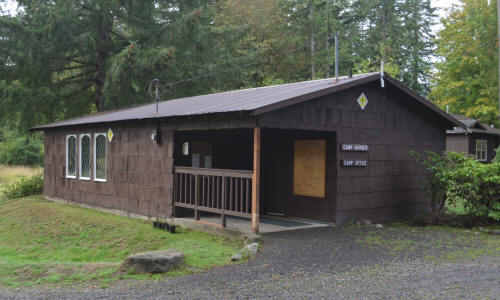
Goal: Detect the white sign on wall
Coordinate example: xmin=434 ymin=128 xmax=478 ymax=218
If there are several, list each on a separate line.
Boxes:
xmin=342 ymin=144 xmax=369 ymax=151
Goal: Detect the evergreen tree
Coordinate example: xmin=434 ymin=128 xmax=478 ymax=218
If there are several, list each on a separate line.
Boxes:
xmin=0 ymin=0 xmax=442 ymax=133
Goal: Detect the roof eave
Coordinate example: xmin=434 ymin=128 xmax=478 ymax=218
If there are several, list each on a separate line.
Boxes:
xmin=251 ymin=74 xmax=380 ymax=116
xmin=252 ymin=73 xmax=465 ymax=130
xmin=29 ymin=111 xmax=254 ymax=132
xmin=382 ymin=76 xmax=465 ymax=130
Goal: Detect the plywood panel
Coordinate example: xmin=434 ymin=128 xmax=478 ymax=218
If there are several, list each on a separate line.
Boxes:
xmin=293 ymin=140 xmax=326 ymax=198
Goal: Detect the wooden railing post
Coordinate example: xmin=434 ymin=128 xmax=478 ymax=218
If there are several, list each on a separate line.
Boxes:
xmin=194 ymin=174 xmax=199 ymax=220
xmin=173 ymin=167 xmax=253 ymax=225
xmin=221 ymin=176 xmax=227 ymax=227
xmin=251 ymin=127 xmax=261 ymax=234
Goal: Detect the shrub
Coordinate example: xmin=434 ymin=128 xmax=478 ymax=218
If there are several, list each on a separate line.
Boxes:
xmin=445 ymin=157 xmax=500 ymax=220
xmin=0 ymin=136 xmax=43 ymax=166
xmin=408 ymin=151 xmax=465 ymax=213
xmin=1 ymin=172 xmax=43 ymax=200
xmin=410 ymin=151 xmax=500 ymax=220
xmin=494 ymin=147 xmax=500 ymax=163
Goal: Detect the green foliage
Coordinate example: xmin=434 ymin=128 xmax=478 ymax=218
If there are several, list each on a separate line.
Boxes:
xmin=410 ymin=151 xmax=500 ymax=220
xmin=493 ymin=147 xmax=500 ymax=163
xmin=0 ymin=135 xmax=43 ymax=166
xmin=430 ymin=0 xmax=498 ymax=126
xmin=0 ymin=0 xmax=438 ymax=136
xmin=409 ymin=151 xmax=456 ymax=213
xmin=445 ymin=155 xmax=500 ymax=220
xmin=1 ymin=172 xmax=43 ymax=200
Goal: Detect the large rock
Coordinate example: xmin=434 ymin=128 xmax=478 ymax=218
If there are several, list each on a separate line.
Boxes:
xmin=231 ymin=253 xmax=243 ymax=262
xmin=121 ymin=250 xmax=184 ymax=274
xmin=243 ymin=243 xmax=259 ymax=255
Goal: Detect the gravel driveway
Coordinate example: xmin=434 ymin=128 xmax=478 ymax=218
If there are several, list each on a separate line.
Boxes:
xmin=2 ymin=225 xmax=500 ymax=299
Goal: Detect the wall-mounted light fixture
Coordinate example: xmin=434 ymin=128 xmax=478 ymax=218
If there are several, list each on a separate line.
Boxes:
xmin=150 ymin=125 xmax=161 ymax=145
xmin=182 ymin=142 xmax=189 ymax=155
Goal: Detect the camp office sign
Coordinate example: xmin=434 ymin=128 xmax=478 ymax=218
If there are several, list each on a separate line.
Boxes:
xmin=342 ymin=160 xmax=367 ymax=167
xmin=341 ymin=143 xmax=368 ymax=168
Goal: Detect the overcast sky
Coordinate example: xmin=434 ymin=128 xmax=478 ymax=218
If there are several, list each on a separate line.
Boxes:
xmin=432 ymin=0 xmax=461 ymax=31
xmin=1 ymin=0 xmax=462 ymax=27
xmin=0 ymin=0 xmax=17 ymax=15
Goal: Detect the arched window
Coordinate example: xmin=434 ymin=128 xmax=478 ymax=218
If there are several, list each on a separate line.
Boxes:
xmin=94 ymin=133 xmax=107 ymax=181
xmin=66 ymin=135 xmax=77 ymax=178
xmin=80 ymin=134 xmax=91 ymax=179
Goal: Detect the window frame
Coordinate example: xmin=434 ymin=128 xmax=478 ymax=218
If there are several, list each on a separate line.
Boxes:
xmin=65 ymin=134 xmax=77 ymax=179
xmin=93 ymin=133 xmax=107 ymax=182
xmin=476 ymin=139 xmax=488 ymax=162
xmin=79 ymin=133 xmax=91 ymax=180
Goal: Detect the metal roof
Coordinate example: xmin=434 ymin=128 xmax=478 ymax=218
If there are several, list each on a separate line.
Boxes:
xmin=447 ymin=114 xmax=500 ymax=136
xmin=31 ymin=72 xmax=461 ymax=130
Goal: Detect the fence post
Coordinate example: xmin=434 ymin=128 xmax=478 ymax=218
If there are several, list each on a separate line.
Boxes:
xmin=221 ymin=176 xmax=227 ymax=227
xmin=194 ymin=174 xmax=199 ymax=221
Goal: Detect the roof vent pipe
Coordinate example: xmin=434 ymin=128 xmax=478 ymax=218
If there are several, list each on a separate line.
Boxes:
xmin=334 ymin=34 xmax=339 ymax=83
xmin=380 ymin=61 xmax=385 ymax=88
xmin=152 ymin=78 xmax=160 ymax=115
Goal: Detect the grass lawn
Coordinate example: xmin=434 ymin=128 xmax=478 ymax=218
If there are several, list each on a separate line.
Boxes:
xmin=445 ymin=201 xmax=468 ymax=215
xmin=0 ymin=165 xmax=42 ymax=193
xmin=0 ymin=196 xmax=243 ymax=288
xmin=356 ymin=223 xmax=500 ymax=261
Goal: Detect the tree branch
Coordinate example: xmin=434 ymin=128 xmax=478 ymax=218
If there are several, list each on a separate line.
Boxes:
xmin=61 ymin=83 xmax=93 ymax=98
xmin=56 ymin=70 xmax=94 ymax=85
xmin=50 ymin=65 xmax=89 ymax=72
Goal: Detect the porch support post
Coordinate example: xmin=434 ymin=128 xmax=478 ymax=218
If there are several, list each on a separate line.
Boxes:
xmin=251 ymin=127 xmax=261 ymax=234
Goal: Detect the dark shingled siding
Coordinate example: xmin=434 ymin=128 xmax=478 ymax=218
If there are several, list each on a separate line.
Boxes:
xmin=258 ymin=81 xmax=445 ymax=225
xmin=42 ymin=114 xmax=255 ymax=219
xmin=43 ymin=121 xmax=175 ymax=218
xmin=42 ymin=80 xmax=449 ymax=225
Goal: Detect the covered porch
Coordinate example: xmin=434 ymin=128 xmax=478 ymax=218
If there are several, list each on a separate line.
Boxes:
xmin=172 ymin=127 xmax=336 ymax=234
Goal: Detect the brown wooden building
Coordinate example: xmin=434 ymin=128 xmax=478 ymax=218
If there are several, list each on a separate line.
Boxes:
xmin=31 ymin=73 xmax=462 ymax=232
xmin=446 ymin=115 xmax=500 ymax=163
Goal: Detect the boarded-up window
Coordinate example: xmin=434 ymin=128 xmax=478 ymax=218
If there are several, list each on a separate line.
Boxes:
xmin=66 ymin=135 xmax=76 ymax=178
xmin=293 ymin=140 xmax=326 ymax=198
xmin=94 ymin=133 xmax=107 ymax=181
xmin=80 ymin=134 xmax=91 ymax=179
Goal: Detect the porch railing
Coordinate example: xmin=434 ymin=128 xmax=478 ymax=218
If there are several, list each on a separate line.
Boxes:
xmin=173 ymin=167 xmax=253 ymax=227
